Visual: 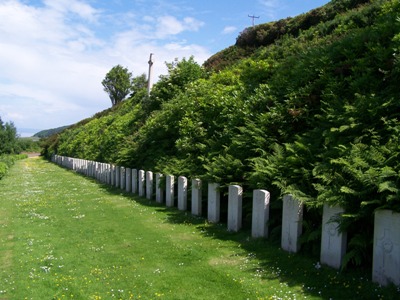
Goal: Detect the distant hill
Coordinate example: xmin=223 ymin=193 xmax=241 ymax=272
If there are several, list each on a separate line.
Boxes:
xmin=33 ymin=125 xmax=70 ymax=138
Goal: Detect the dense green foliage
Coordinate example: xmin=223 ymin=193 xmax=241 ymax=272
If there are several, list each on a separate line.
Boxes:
xmin=204 ymin=0 xmax=371 ymax=70
xmin=18 ymin=138 xmax=42 ymax=153
xmin=102 ymin=65 xmax=135 ymax=107
xmin=0 ymin=154 xmax=27 ymax=179
xmin=45 ymin=0 xmax=400 ymax=269
xmin=0 ymin=117 xmax=18 ymax=154
xmin=1 ymin=115 xmax=41 ymax=155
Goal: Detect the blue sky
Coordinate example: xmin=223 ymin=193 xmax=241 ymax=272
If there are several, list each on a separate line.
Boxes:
xmin=0 ymin=0 xmax=330 ymax=136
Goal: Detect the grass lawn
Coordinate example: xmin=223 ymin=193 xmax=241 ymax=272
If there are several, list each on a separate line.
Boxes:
xmin=0 ymin=157 xmax=398 ymax=299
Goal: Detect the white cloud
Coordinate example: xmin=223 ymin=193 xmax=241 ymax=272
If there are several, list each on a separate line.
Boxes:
xmin=258 ymin=0 xmax=281 ymax=8
xmin=183 ymin=17 xmax=204 ymax=31
xmin=222 ymin=26 xmax=237 ymax=35
xmin=0 ymin=0 xmax=211 ymax=135
xmin=43 ymin=0 xmax=101 ymax=23
xmin=155 ymin=15 xmax=184 ymax=37
xmin=154 ymin=15 xmax=204 ymax=38
xmin=258 ymin=0 xmax=285 ymax=19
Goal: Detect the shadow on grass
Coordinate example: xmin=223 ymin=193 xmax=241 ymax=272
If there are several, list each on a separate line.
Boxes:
xmin=68 ymin=171 xmax=398 ymax=300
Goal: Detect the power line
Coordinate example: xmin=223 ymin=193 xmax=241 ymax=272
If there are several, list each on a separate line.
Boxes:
xmin=248 ymin=14 xmax=260 ymax=26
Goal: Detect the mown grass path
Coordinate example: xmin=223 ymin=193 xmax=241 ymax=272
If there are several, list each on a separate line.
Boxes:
xmin=0 ymin=158 xmax=397 ymax=300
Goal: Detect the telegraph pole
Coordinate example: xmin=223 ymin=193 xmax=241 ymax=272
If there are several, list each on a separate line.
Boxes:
xmin=248 ymin=15 xmax=260 ymax=26
xmin=147 ymin=53 xmax=154 ymax=96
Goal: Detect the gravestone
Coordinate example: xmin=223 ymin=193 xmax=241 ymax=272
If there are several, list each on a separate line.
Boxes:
xmin=132 ymin=169 xmax=138 ymax=194
xmin=156 ymin=173 xmax=164 ymax=203
xmin=281 ymin=195 xmax=303 ymax=253
xmin=372 ymin=210 xmax=400 ymax=286
xmin=191 ymin=179 xmax=202 ymax=216
xmin=115 ymin=166 xmax=120 ymax=188
xmin=95 ymin=162 xmax=99 ymax=179
xmin=166 ymin=175 xmax=175 ymax=207
xmin=96 ymin=162 xmax=100 ymax=181
xmin=208 ymin=183 xmax=220 ymax=223
xmin=87 ymin=161 xmax=92 ymax=177
xmin=178 ymin=176 xmax=188 ymax=211
xmin=98 ymin=163 xmax=103 ymax=181
xmin=93 ymin=161 xmax=97 ymax=178
xmin=227 ymin=185 xmax=243 ymax=232
xmin=251 ymin=189 xmax=270 ymax=238
xmin=125 ymin=168 xmax=132 ymax=192
xmin=104 ymin=163 xmax=108 ymax=183
xmin=98 ymin=162 xmax=102 ymax=180
xmin=103 ymin=163 xmax=107 ymax=183
xmin=84 ymin=160 xmax=88 ymax=176
xmin=95 ymin=161 xmax=96 ymax=177
xmin=77 ymin=159 xmax=81 ymax=172
xmin=106 ymin=164 xmax=111 ymax=184
xmin=146 ymin=171 xmax=153 ymax=200
xmin=138 ymin=170 xmax=145 ymax=197
xmin=110 ymin=165 xmax=115 ymax=186
xmin=120 ymin=167 xmax=126 ymax=190
xmin=320 ymin=204 xmax=347 ymax=269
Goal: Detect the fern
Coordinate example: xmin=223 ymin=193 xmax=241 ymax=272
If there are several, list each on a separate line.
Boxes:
xmin=341 ymin=232 xmax=370 ymax=270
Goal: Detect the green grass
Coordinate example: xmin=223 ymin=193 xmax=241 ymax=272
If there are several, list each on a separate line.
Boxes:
xmin=0 ymin=158 xmax=398 ymax=299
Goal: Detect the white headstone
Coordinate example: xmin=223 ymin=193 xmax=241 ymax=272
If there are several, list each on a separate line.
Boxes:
xmin=107 ymin=164 xmax=111 ymax=185
xmin=97 ymin=162 xmax=101 ymax=180
xmin=373 ymin=210 xmax=400 ymax=286
xmin=138 ymin=170 xmax=145 ymax=197
xmin=132 ymin=169 xmax=138 ymax=194
xmin=146 ymin=171 xmax=153 ymax=200
xmin=208 ymin=183 xmax=220 ymax=223
xmin=156 ymin=173 xmax=164 ymax=203
xmin=120 ymin=167 xmax=126 ymax=190
xmin=115 ymin=166 xmax=121 ymax=188
xmin=227 ymin=185 xmax=243 ymax=232
xmin=98 ymin=163 xmax=103 ymax=181
xmin=320 ymin=204 xmax=347 ymax=269
xmin=87 ymin=161 xmax=92 ymax=177
xmin=96 ymin=162 xmax=100 ymax=181
xmin=101 ymin=163 xmax=107 ymax=183
xmin=251 ymin=189 xmax=270 ymax=238
xmin=103 ymin=163 xmax=107 ymax=183
xmin=178 ymin=176 xmax=188 ymax=211
xmin=84 ymin=160 xmax=89 ymax=176
xmin=125 ymin=168 xmax=132 ymax=192
xmin=93 ymin=161 xmax=97 ymax=178
xmin=191 ymin=179 xmax=202 ymax=216
xmin=281 ymin=195 xmax=303 ymax=253
xmin=110 ymin=165 xmax=115 ymax=186
xmin=166 ymin=175 xmax=175 ymax=207
xmin=95 ymin=161 xmax=96 ymax=177
xmin=94 ymin=162 xmax=98 ymax=179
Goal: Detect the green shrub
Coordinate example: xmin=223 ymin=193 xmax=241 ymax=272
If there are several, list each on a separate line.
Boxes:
xmin=0 ymin=154 xmax=28 ymax=180
xmin=0 ymin=162 xmax=7 ymax=179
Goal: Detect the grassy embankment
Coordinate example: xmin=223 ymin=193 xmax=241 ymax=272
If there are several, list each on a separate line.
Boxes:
xmin=0 ymin=157 xmax=398 ymax=299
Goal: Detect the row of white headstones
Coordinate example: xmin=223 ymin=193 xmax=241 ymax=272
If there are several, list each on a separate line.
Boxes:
xmin=51 ymin=154 xmax=399 ymax=287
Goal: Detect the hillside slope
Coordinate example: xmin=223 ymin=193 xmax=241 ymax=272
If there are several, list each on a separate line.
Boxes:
xmin=43 ymin=0 xmax=400 ymax=268
xmin=204 ymin=0 xmax=371 ymax=71
xmin=33 ymin=125 xmax=71 ymax=138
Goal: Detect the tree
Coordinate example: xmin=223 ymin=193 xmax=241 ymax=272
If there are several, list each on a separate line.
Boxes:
xmin=131 ymin=73 xmax=148 ymax=97
xmin=102 ymin=65 xmax=133 ymax=107
xmin=0 ymin=116 xmax=18 ymax=154
xmin=145 ymin=56 xmax=205 ymax=113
